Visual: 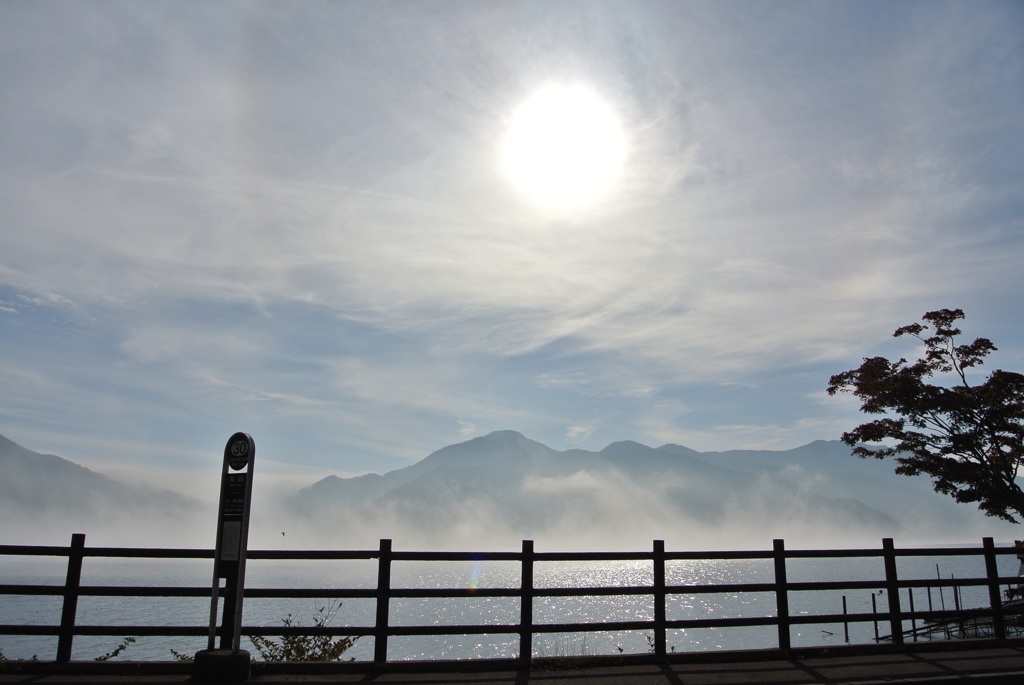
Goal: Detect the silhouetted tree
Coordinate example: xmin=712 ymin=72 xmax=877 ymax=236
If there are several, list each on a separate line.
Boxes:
xmin=827 ymin=308 xmax=1024 ymax=522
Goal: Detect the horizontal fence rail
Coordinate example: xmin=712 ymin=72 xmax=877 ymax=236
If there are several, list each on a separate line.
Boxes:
xmin=1 ymin=534 xmax=1022 ymax=664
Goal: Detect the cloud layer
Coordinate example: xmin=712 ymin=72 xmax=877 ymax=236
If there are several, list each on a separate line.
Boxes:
xmin=1 ymin=2 xmax=1023 ymax=481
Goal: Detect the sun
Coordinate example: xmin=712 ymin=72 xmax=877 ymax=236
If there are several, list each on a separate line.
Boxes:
xmin=500 ymin=83 xmax=626 ymax=212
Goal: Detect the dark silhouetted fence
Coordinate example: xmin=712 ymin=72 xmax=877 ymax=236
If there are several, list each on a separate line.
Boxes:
xmin=1 ymin=534 xmax=1021 ymax=664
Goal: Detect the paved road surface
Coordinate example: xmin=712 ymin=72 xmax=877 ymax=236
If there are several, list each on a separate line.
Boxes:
xmin=3 ymin=645 xmax=1024 ymax=684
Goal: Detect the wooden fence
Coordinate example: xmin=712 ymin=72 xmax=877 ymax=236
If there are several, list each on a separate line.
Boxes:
xmin=0 ymin=535 xmax=1020 ymax=664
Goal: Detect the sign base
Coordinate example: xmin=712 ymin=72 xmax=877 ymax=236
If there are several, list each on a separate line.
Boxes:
xmin=193 ymin=649 xmax=250 ymax=683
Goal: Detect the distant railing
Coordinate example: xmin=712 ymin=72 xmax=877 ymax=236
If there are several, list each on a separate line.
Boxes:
xmin=0 ymin=535 xmax=1021 ymax=664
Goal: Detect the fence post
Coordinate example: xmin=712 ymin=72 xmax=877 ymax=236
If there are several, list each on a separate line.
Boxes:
xmin=519 ymin=540 xmax=534 ymax=669
xmin=908 ymin=588 xmax=917 ymax=642
xmin=983 ymin=537 xmax=1006 ymax=640
xmin=842 ymin=595 xmax=849 ymax=642
xmin=653 ymin=540 xmax=666 ymax=657
xmin=773 ymin=539 xmax=790 ymax=652
xmin=373 ymin=539 xmax=392 ymax=665
xmin=872 ymin=592 xmax=879 ymax=641
xmin=882 ymin=538 xmax=903 ymax=644
xmin=57 ymin=533 xmax=85 ymax=662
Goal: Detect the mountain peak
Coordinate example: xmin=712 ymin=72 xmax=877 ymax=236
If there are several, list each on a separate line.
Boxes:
xmin=655 ymin=443 xmax=703 ymax=458
xmin=412 ymin=430 xmax=554 ymax=470
xmin=600 ymin=440 xmax=653 ymax=457
xmin=480 ymin=430 xmax=528 ymax=441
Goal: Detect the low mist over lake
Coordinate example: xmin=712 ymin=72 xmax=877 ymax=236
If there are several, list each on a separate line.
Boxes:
xmin=1 ymin=431 xmax=1015 ymax=551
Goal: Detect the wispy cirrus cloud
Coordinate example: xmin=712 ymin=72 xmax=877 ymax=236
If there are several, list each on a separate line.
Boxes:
xmin=1 ymin=1 xmax=1022 ymax=480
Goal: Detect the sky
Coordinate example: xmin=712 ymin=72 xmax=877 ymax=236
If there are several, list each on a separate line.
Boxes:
xmin=1 ymin=1 xmax=1023 ymax=496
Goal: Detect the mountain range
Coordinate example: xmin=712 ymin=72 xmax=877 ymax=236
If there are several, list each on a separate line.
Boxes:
xmin=0 ymin=430 xmax=1016 ymax=550
xmin=283 ymin=430 xmax=1017 ymax=549
xmin=0 ymin=433 xmax=205 ymax=546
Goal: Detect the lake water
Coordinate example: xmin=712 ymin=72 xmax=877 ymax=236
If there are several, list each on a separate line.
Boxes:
xmin=0 ymin=547 xmax=1018 ymax=662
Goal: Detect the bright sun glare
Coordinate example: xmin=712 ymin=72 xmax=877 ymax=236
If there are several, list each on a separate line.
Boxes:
xmin=500 ymin=83 xmax=626 ymax=212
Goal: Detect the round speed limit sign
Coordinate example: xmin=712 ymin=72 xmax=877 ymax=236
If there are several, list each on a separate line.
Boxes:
xmin=227 ymin=438 xmax=250 ymax=470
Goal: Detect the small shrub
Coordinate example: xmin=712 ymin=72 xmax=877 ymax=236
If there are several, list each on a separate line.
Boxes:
xmin=533 ymin=635 xmax=597 ymax=670
xmin=247 ymin=601 xmax=358 ymax=662
xmin=645 ymin=633 xmax=675 ymax=653
xmin=0 ymin=650 xmax=38 ymax=663
xmin=94 ymin=637 xmax=136 ymax=661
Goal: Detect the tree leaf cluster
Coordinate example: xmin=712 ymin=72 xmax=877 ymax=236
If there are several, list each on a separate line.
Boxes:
xmin=828 ymin=309 xmax=1024 ymax=522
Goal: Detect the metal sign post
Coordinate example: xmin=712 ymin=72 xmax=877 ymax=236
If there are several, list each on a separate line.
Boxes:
xmin=207 ymin=432 xmax=255 ymax=652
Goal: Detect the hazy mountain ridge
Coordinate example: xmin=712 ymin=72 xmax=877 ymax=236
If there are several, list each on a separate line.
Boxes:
xmin=0 ymin=434 xmax=198 ymax=513
xmin=0 ymin=433 xmax=206 ymax=546
xmin=284 ymin=430 xmax=1017 ymax=549
xmin=1 ymin=430 xmax=1016 ymax=550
